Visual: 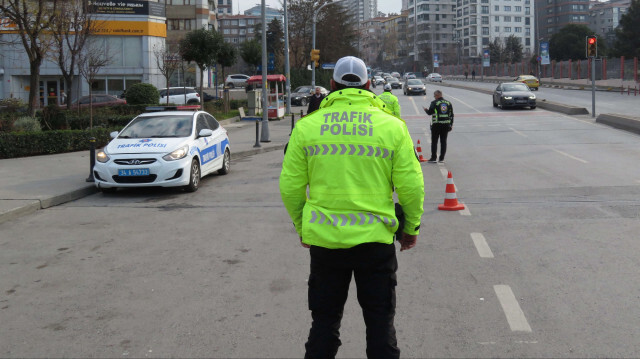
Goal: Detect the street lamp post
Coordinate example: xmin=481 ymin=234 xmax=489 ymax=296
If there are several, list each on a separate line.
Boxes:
xmin=312 ymin=1 xmax=344 ymax=87
xmin=283 ymin=0 xmax=291 ymax=114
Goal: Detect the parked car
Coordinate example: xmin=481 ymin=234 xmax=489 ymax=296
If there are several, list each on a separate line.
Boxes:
xmin=387 ymin=77 xmax=402 ymax=89
xmin=286 ymin=86 xmax=329 ymax=106
xmin=158 ymin=87 xmax=200 ymax=105
xmin=70 ymin=94 xmax=126 ymax=108
xmin=403 ymin=79 xmax=426 ymax=96
xmin=427 ymin=73 xmax=443 ymax=82
xmin=514 ymin=75 xmax=540 ymax=90
xmin=93 ymin=108 xmax=231 ymax=193
xmin=492 ymin=82 xmax=536 ymax=109
xmin=224 ymin=74 xmax=250 ymax=88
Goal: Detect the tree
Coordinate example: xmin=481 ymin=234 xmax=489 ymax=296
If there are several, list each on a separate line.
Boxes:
xmin=613 ymin=0 xmax=640 ymax=58
xmin=217 ymin=41 xmax=237 ymax=113
xmin=153 ymin=42 xmax=181 ymax=105
xmin=179 ymin=28 xmax=222 ymax=109
xmin=266 ymin=18 xmax=284 ymax=72
xmin=549 ymin=24 xmax=599 ymax=61
xmin=240 ymin=39 xmax=261 ymax=74
xmin=78 ymin=38 xmax=112 ymax=129
xmin=488 ymin=38 xmax=505 ymax=64
xmin=0 ymin=0 xmax=60 ymax=116
xmin=49 ymin=0 xmax=102 ymax=109
xmin=504 ymin=35 xmax=523 ymax=63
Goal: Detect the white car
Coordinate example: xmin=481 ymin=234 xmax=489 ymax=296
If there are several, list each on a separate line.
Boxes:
xmin=158 ymin=87 xmax=201 ymax=105
xmin=427 ymin=73 xmax=443 ymax=82
xmin=93 ymin=108 xmax=231 ymax=193
xmin=225 ymin=74 xmax=250 ymax=88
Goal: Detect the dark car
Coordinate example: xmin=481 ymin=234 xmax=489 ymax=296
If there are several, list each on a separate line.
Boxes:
xmin=493 ymin=82 xmax=536 ymax=109
xmin=403 ymin=79 xmax=426 ymax=96
xmin=387 ymin=77 xmax=402 ymax=89
xmin=202 ymin=92 xmax=220 ymax=102
xmin=71 ymin=94 xmax=126 ymax=108
xmin=287 ymin=86 xmax=329 ymax=106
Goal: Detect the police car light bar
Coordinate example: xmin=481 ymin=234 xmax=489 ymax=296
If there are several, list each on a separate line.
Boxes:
xmin=145 ymin=105 xmax=201 ymax=112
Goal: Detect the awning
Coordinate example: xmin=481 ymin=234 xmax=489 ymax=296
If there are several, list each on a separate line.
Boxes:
xmin=247 ymin=74 xmax=286 ymax=84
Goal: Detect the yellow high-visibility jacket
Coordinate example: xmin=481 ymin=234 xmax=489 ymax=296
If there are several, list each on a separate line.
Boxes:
xmin=378 ymin=91 xmax=401 ymax=117
xmin=279 ymin=88 xmax=424 ymax=249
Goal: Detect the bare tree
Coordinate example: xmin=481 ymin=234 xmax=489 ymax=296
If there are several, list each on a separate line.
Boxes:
xmin=78 ymin=39 xmax=113 ymax=129
xmin=49 ymin=0 xmax=103 ymax=109
xmin=0 ymin=0 xmax=60 ymax=116
xmin=153 ymin=42 xmax=181 ymax=105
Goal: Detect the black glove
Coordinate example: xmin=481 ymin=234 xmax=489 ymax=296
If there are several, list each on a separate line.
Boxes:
xmin=448 ymin=125 xmax=453 ymax=132
xmin=394 ymin=203 xmax=405 ymax=242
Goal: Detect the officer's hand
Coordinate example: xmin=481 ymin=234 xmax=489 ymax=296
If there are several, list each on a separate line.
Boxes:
xmin=448 ymin=125 xmax=453 ymax=132
xmin=300 ymin=237 xmax=310 ymax=249
xmin=399 ymin=233 xmax=417 ymax=251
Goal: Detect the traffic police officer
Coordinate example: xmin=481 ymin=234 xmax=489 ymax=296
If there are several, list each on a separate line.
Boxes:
xmin=378 ymin=83 xmax=401 ymax=117
xmin=424 ymin=90 xmax=454 ymax=163
xmin=279 ymin=56 xmax=425 ymax=358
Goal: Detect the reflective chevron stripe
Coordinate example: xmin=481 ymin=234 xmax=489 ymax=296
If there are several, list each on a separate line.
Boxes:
xmin=309 ymin=210 xmax=396 ymax=227
xmin=305 ymin=144 xmax=394 ymax=161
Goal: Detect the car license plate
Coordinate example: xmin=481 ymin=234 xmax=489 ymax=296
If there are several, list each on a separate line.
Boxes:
xmin=118 ymin=168 xmax=149 ymax=176
xmin=516 ymin=99 xmax=526 ymax=103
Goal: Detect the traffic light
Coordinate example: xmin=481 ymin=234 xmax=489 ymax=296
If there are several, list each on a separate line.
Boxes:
xmin=310 ymin=49 xmax=320 ymax=63
xmin=586 ymin=36 xmax=597 ymax=58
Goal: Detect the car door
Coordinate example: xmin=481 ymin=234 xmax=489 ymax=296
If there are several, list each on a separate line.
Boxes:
xmin=194 ymin=114 xmax=216 ymax=174
xmin=204 ymin=113 xmax=228 ymax=172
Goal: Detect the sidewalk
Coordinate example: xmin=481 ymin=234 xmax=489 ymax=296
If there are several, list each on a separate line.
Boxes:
xmin=0 ymin=114 xmax=300 ymax=224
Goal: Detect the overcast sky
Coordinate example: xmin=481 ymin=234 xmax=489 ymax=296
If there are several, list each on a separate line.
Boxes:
xmin=235 ymin=1 xmax=401 ymax=16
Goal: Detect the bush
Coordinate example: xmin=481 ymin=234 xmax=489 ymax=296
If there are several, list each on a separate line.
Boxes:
xmin=13 ymin=116 xmax=41 ymax=132
xmin=0 ymin=128 xmax=113 ymax=159
xmin=40 ymin=104 xmax=67 ymax=130
xmin=125 ymin=83 xmax=159 ymax=105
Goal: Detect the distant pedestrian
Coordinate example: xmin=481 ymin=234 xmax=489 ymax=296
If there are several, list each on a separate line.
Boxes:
xmin=464 ymin=71 xmax=468 ymax=80
xmin=423 ymin=90 xmax=454 ymax=163
xmin=307 ymin=86 xmax=325 ymax=114
xmin=471 ymin=69 xmax=476 ymax=80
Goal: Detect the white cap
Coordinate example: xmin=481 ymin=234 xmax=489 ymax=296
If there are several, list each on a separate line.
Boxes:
xmin=384 ymin=84 xmax=392 ymax=91
xmin=333 ymin=56 xmax=368 ymax=87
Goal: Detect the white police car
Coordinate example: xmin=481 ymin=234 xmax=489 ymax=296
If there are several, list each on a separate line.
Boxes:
xmin=93 ymin=106 xmax=230 ymax=193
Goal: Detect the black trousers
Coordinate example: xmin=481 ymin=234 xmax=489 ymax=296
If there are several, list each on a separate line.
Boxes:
xmin=431 ymin=125 xmax=449 ymax=160
xmin=305 ymin=242 xmax=399 ymax=359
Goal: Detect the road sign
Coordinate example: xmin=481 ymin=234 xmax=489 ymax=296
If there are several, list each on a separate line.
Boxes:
xmin=321 ymin=63 xmax=335 ymax=70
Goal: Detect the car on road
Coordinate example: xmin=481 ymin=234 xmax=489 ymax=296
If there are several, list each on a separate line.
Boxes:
xmin=286 ymin=85 xmax=329 ymax=106
xmin=373 ymin=76 xmax=385 ymax=85
xmin=514 ymin=75 xmax=540 ymax=90
xmin=159 ymin=87 xmax=200 ymax=105
xmin=391 ymin=72 xmax=401 ymax=78
xmin=492 ymin=82 xmax=536 ymax=110
xmin=224 ymin=74 xmax=250 ymax=88
xmin=427 ymin=73 xmax=443 ymax=82
xmin=70 ymin=94 xmax=126 ymax=108
xmin=403 ymin=72 xmax=417 ymax=79
xmin=403 ymin=79 xmax=426 ymax=96
xmin=93 ymin=107 xmax=231 ymax=193
xmin=387 ymin=77 xmax=402 ymax=89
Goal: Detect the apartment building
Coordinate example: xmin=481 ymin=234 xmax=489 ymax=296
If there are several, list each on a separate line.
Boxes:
xmin=342 ymin=0 xmax=378 ymax=23
xmin=588 ymin=0 xmax=629 ymax=45
xmin=217 ymin=0 xmax=233 ymax=16
xmin=404 ymin=0 xmax=457 ymax=70
xmin=535 ymin=0 xmax=589 ymax=40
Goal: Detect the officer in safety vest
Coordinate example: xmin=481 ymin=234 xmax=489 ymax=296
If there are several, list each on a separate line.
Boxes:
xmin=378 ymin=83 xmax=401 ymax=117
xmin=279 ymin=56 xmax=424 ymax=358
xmin=423 ymin=90 xmax=454 ymax=163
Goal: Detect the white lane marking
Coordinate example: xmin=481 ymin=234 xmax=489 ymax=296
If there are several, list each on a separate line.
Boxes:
xmin=445 ymin=94 xmax=483 ymax=113
xmin=552 ymin=148 xmax=588 ymax=163
xmin=494 ymin=285 xmax=532 ymax=332
xmin=471 ymin=233 xmax=494 ymax=258
xmin=408 ymin=96 xmax=421 ymax=115
xmin=509 ymin=127 xmax=528 ymax=138
xmin=439 ymin=168 xmax=448 ymax=178
xmin=459 ymin=205 xmax=471 ymax=216
xmin=636 ymin=180 xmax=640 ymax=184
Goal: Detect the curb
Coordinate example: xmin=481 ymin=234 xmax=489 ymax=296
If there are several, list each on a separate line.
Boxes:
xmin=596 ymin=113 xmax=640 ymax=135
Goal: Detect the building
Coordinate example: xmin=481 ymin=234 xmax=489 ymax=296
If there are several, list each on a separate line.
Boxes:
xmin=217 ymin=14 xmax=261 ymax=74
xmin=359 ymin=13 xmax=410 ymax=70
xmin=536 ymin=0 xmax=589 ymax=41
xmin=243 ymin=5 xmax=282 ymax=23
xmin=404 ymin=0 xmax=457 ymax=71
xmin=0 ymin=0 xmax=167 ymax=106
xmin=588 ymin=0 xmax=630 ymax=45
xmin=342 ymin=0 xmax=378 ymax=23
xmin=217 ymin=0 xmax=233 ymax=16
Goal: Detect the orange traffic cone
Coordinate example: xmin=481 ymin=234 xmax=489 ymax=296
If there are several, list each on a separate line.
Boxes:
xmin=438 ymin=171 xmax=465 ymax=211
xmin=416 ymin=140 xmax=428 ymax=162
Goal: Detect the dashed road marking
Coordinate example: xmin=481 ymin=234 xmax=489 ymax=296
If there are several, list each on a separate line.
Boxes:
xmin=509 ymin=127 xmax=528 ymax=138
xmin=459 ymin=204 xmax=471 ymax=216
xmin=446 ymin=94 xmax=483 ymax=113
xmin=408 ymin=96 xmax=421 ymax=115
xmin=494 ymin=285 xmax=532 ymax=332
xmin=552 ymin=148 xmax=588 ymax=163
xmin=471 ymin=233 xmax=494 ymax=258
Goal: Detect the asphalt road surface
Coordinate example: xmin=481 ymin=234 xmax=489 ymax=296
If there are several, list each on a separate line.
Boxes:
xmin=1 ymin=86 xmax=640 ymax=358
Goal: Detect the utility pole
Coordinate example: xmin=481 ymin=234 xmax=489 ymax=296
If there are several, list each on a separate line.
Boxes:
xmin=260 ymin=0 xmax=270 ymax=142
xmin=283 ymin=0 xmax=291 ymax=114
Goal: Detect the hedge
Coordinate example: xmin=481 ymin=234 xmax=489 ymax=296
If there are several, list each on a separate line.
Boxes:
xmin=0 ymin=128 xmax=113 ymax=159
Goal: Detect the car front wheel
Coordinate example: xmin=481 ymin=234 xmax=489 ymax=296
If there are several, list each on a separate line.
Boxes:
xmin=218 ymin=149 xmax=230 ymax=175
xmin=185 ymin=159 xmax=200 ymax=192
xmin=227 ymin=83 xmax=235 ymax=89
xmin=301 ymin=98 xmax=308 ymax=106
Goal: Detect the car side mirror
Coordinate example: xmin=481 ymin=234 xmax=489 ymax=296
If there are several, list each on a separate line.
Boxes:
xmin=110 ymin=131 xmax=119 ymax=139
xmin=198 ymin=129 xmax=213 ymax=138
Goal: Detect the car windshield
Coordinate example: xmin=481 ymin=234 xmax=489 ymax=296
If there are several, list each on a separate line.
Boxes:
xmin=503 ymin=84 xmax=530 ymax=92
xmin=118 ymin=115 xmax=193 ymax=139
xmin=407 ymin=79 xmax=422 ymax=85
xmin=388 ymin=78 xmax=399 ymax=82
xmin=294 ymin=86 xmax=313 ymax=93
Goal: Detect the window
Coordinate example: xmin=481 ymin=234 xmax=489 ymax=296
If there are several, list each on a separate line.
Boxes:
xmin=239 ymin=19 xmax=246 ymax=26
xmin=504 ymin=16 xmax=511 ymax=21
xmin=525 ymin=38 xmax=530 ymax=45
xmin=482 ymin=27 xmax=489 ymax=35
xmin=494 ymin=5 xmax=499 ymax=11
xmin=525 ymin=27 xmax=530 ymax=35
xmin=504 ymin=27 xmax=511 ymax=32
xmin=515 ymin=16 xmax=522 ymax=22
xmin=504 ymin=6 xmax=511 ymax=11
xmin=525 ymin=7 xmax=530 ymax=14
xmin=515 ymin=6 xmax=521 ymax=11
xmin=482 ymin=16 xmax=489 ymax=24
xmin=483 ymin=37 xmax=490 ymax=45
xmin=495 ymin=16 xmax=500 ymax=21
xmin=481 ymin=6 xmax=489 ymax=13
xmin=495 ymin=26 xmax=500 ymax=32
xmin=515 ymin=27 xmax=522 ymax=32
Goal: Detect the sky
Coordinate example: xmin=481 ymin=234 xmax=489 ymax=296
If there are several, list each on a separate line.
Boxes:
xmin=235 ymin=0 xmax=401 ymax=16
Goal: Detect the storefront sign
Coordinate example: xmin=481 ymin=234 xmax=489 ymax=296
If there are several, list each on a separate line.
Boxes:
xmin=88 ymin=1 xmax=166 ymax=17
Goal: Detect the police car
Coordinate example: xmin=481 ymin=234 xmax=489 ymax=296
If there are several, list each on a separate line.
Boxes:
xmin=93 ymin=106 xmax=231 ymax=193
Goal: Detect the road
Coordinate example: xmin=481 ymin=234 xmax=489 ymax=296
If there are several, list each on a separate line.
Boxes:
xmin=1 ymin=86 xmax=640 ymax=358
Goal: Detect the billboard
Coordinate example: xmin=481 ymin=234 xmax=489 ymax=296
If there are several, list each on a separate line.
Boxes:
xmin=482 ymin=49 xmax=490 ymax=67
xmin=540 ymin=42 xmax=550 ymax=65
xmin=88 ymin=1 xmax=165 ymax=17
xmin=433 ymin=54 xmax=439 ymax=68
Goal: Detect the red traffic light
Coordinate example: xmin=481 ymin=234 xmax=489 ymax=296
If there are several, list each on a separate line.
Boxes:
xmin=588 ymin=37 xmax=596 ymax=45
